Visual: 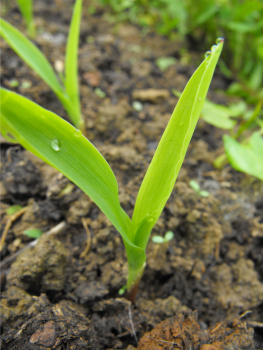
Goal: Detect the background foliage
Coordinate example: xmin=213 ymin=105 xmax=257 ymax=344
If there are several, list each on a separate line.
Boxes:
xmin=96 ymin=0 xmax=263 ymax=96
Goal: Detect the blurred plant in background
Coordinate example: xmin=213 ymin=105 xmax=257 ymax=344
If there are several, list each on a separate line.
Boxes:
xmin=95 ymin=0 xmax=263 ymax=98
xmin=15 ymin=0 xmax=35 ymax=37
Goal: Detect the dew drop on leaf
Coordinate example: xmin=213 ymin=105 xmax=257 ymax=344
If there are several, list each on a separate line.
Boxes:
xmin=216 ymin=37 xmax=224 ymax=44
xmin=205 ymin=50 xmax=212 ymax=58
xmin=211 ymin=45 xmax=217 ymax=52
xmin=74 ymin=129 xmax=82 ymax=137
xmin=51 ymin=139 xmax=60 ymax=151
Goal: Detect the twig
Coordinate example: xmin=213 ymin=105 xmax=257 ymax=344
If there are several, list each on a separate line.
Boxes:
xmin=210 ymin=321 xmax=223 ymax=333
xmin=247 ymin=321 xmax=263 ymax=328
xmin=239 ymin=310 xmax=252 ymax=319
xmin=80 ymin=218 xmax=91 ymax=258
xmin=0 ymin=206 xmax=28 ymax=251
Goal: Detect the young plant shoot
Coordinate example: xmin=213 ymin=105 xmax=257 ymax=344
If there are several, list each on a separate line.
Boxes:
xmin=0 ymin=39 xmax=224 ymax=301
xmin=16 ymin=0 xmax=35 ymax=38
xmin=0 ymin=0 xmax=84 ymax=130
xmin=152 ymin=231 xmax=174 ymax=244
xmin=189 ymin=180 xmax=210 ymax=197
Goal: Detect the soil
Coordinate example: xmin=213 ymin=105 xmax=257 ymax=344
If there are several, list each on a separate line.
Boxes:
xmin=1 ymin=1 xmax=263 ymax=349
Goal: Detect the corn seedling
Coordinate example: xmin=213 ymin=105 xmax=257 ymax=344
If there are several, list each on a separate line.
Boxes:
xmin=189 ymin=180 xmax=210 ymax=197
xmin=0 ymin=39 xmax=223 ymax=301
xmin=16 ymin=0 xmax=35 ymax=38
xmin=0 ymin=0 xmax=84 ymax=130
xmin=152 ymin=231 xmax=174 ymax=244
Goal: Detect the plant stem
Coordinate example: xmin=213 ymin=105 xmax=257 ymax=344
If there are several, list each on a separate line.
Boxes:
xmin=125 ymin=246 xmax=146 ymax=303
xmin=27 ymin=20 xmax=36 ymax=39
xmin=126 ymin=280 xmax=140 ymax=303
xmin=126 ymin=265 xmax=145 ymax=303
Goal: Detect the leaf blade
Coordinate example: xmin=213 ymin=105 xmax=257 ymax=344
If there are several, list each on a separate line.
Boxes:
xmin=0 ymin=87 xmax=146 ymax=294
xmin=16 ymin=0 xmax=34 ymax=36
xmin=223 ymin=132 xmax=263 ymax=181
xmin=0 ymin=88 xmax=130 ymax=239
xmin=0 ymin=18 xmax=63 ymax=95
xmin=132 ymin=42 xmax=223 ymax=249
xmin=64 ymin=0 xmax=82 ymax=127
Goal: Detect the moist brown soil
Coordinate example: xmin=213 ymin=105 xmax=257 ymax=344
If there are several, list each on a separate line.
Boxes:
xmin=1 ymin=1 xmax=263 ymax=349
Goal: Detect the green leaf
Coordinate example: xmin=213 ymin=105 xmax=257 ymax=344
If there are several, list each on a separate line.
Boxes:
xmin=6 ymin=205 xmax=23 ymax=215
xmin=173 ymin=90 xmax=245 ymax=130
xmin=164 ymin=231 xmax=174 ymax=241
xmin=0 ymin=18 xmax=75 ymax=126
xmin=0 ymin=87 xmax=145 ymax=294
xmin=172 ymin=92 xmax=244 ymax=130
xmin=0 ymin=89 xmax=129 ymax=238
xmin=156 ymin=57 xmax=176 ymax=71
xmin=199 ymin=190 xmax=210 ymax=197
xmin=23 ymin=228 xmax=43 ymax=238
xmin=201 ymin=100 xmax=238 ymax=129
xmin=94 ymin=88 xmax=106 ymax=98
xmin=64 ymin=0 xmax=82 ymax=128
xmin=247 ymin=61 xmax=263 ymax=91
xmin=132 ymin=41 xmax=223 ymax=250
xmin=16 ymin=0 xmax=35 ymax=37
xmin=0 ymin=18 xmax=63 ymax=96
xmin=16 ymin=0 xmax=32 ymax=25
xmin=189 ymin=180 xmax=200 ymax=192
xmin=226 ymin=19 xmax=263 ymax=33
xmin=152 ymin=236 xmax=164 ymax=244
xmin=194 ymin=5 xmax=218 ymax=26
xmin=223 ymin=132 xmax=263 ymax=181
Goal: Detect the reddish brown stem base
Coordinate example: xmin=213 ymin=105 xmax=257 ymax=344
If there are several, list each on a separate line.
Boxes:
xmin=125 ymin=280 xmax=140 ymax=304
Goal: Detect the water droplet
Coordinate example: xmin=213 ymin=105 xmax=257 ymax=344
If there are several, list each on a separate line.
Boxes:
xmin=205 ymin=50 xmax=212 ymax=58
xmin=146 ymin=213 xmax=154 ymax=222
xmin=74 ymin=129 xmax=82 ymax=137
xmin=211 ymin=45 xmax=217 ymax=52
xmin=216 ymin=37 xmax=224 ymax=44
xmin=51 ymin=139 xmax=60 ymax=151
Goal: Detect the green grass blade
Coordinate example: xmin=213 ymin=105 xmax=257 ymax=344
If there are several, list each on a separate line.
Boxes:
xmin=0 ymin=18 xmax=63 ymax=95
xmin=16 ymin=0 xmax=32 ymax=25
xmin=16 ymin=0 xmax=35 ymax=37
xmin=132 ymin=41 xmax=223 ymax=250
xmin=0 ymin=18 xmax=75 ymax=121
xmin=64 ymin=0 xmax=83 ymax=128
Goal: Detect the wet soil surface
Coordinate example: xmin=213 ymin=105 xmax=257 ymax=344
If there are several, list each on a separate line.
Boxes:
xmin=1 ymin=1 xmax=263 ymax=349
